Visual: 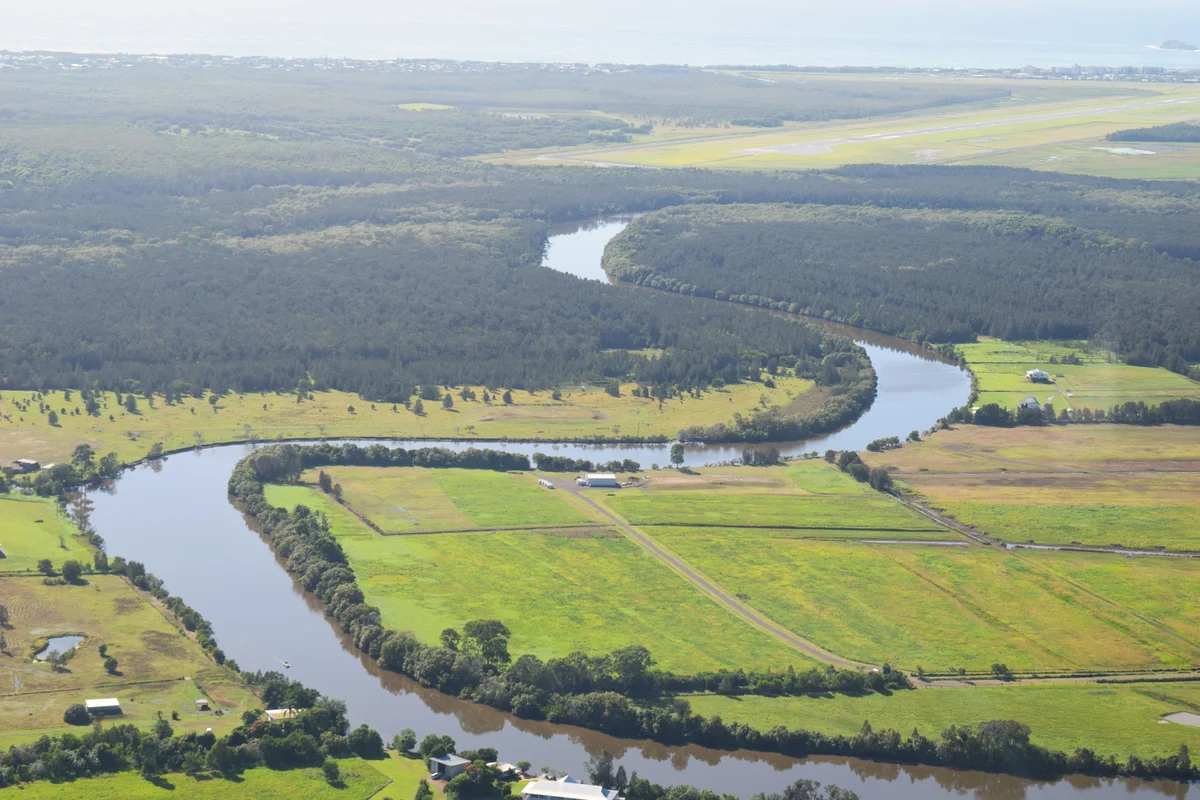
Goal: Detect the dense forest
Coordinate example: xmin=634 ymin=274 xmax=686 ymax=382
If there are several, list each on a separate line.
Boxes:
xmin=1 ymin=65 xmax=1199 ymax=397
xmin=604 ymin=204 xmax=1200 ymax=373
xmin=1107 ymin=122 xmax=1200 ymax=142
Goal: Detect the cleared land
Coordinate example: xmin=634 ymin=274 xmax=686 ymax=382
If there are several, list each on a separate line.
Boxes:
xmin=311 ymin=466 xmax=595 ymax=533
xmin=867 ymin=425 xmax=1200 ymax=550
xmin=682 ymin=681 xmax=1200 ymax=758
xmin=265 ymin=482 xmax=814 ymax=672
xmin=1 ymin=758 xmax=388 ymax=799
xmin=960 ymin=339 xmax=1200 ymax=412
xmin=0 ymin=378 xmax=810 ymax=465
xmin=602 ymin=462 xmax=943 ymax=535
xmin=0 ymin=575 xmax=255 ymax=745
xmin=494 ymin=82 xmax=1200 ymax=178
xmin=636 ymin=536 xmax=1200 ymax=672
xmin=0 ymin=494 xmax=93 ymax=574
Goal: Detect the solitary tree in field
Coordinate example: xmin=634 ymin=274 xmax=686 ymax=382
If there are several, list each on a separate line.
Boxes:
xmin=124 ymin=394 xmax=138 ymax=413
xmin=47 ymin=410 xmax=58 ymax=426
xmin=670 ymin=443 xmax=685 ymax=467
xmin=61 ymin=560 xmax=84 ymax=584
xmin=442 ymin=394 xmax=454 ymax=410
xmin=392 ymin=728 xmax=417 ymax=754
xmin=0 ymin=602 xmax=8 ymax=626
xmin=37 ymin=558 xmax=54 ymax=576
xmin=413 ymin=399 xmax=424 ymax=415
xmin=502 ymin=390 xmax=513 ymax=405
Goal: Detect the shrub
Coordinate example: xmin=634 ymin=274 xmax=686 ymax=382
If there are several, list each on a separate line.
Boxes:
xmin=63 ymin=703 xmax=91 ymax=725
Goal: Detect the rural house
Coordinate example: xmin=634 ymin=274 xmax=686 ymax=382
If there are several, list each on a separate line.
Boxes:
xmin=1019 ymin=396 xmax=1041 ymax=410
xmin=522 ymin=775 xmax=622 ymax=800
xmin=429 ymin=754 xmax=471 ymax=780
xmin=1025 ymin=369 xmax=1050 ymax=382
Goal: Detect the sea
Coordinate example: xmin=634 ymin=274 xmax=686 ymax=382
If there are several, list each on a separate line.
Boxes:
xmin=4 ymin=3 xmax=1200 ymax=70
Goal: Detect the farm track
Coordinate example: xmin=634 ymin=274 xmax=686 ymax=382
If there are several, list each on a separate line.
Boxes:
xmin=553 ymin=477 xmax=871 ymax=669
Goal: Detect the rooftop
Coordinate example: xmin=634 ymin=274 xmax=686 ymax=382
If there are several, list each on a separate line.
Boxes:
xmin=431 ymin=754 xmax=472 ymax=767
xmin=85 ymin=698 xmax=120 ymax=708
xmin=522 ymin=776 xmax=620 ymax=800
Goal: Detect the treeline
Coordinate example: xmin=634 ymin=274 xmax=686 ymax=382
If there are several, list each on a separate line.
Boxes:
xmin=944 ymin=397 xmax=1200 ymax=428
xmin=253 ymin=441 xmax=532 ymax=478
xmin=1107 ymin=122 xmax=1200 ymax=142
xmin=605 ymin=204 xmax=1200 ymax=374
xmin=225 ymin=445 xmax=1199 ymax=783
xmin=534 ymin=453 xmax=643 ymax=473
xmin=680 ymin=351 xmax=876 ymax=443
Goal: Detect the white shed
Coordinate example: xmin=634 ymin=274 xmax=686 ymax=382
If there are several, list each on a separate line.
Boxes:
xmin=585 ymin=473 xmax=619 ymax=488
xmin=1025 ymin=369 xmax=1050 ymax=383
xmin=85 ymin=698 xmax=122 ymax=715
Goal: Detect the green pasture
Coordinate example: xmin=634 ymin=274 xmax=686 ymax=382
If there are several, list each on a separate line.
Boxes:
xmin=309 ymin=466 xmax=593 ymax=532
xmin=958 ymin=340 xmax=1199 ymax=411
xmin=0 ymin=759 xmax=388 ymax=799
xmin=965 ymin=138 xmax=1200 ymax=179
xmin=0 ymin=494 xmax=93 ymax=574
xmin=0 ymin=575 xmax=255 ymax=742
xmin=265 ymin=484 xmax=812 ymax=672
xmin=785 ymin=461 xmax=875 ymax=495
xmin=935 ymin=501 xmax=1200 ymax=551
xmin=643 ymin=525 xmax=958 ymax=544
xmin=682 ymin=681 xmax=1200 ymax=758
xmin=603 ymin=492 xmax=940 ymax=531
xmin=640 ymin=534 xmax=1200 ymax=672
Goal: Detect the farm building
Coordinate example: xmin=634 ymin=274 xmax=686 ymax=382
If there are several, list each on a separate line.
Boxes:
xmin=12 ymin=459 xmax=40 ymax=474
xmin=429 ymin=754 xmax=471 ymax=780
xmin=522 ymin=775 xmax=621 ymax=800
xmin=1025 ymin=369 xmax=1051 ymax=383
xmin=263 ymin=708 xmax=299 ymax=721
xmin=1019 ymin=396 xmax=1041 ymax=410
xmin=195 ymin=699 xmax=210 ymax=711
xmin=585 ymin=473 xmax=619 ymax=488
xmin=85 ymin=698 xmax=122 ymax=716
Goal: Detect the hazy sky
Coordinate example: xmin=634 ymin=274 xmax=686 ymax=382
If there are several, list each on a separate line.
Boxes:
xmin=6 ymin=0 xmax=1200 ymax=66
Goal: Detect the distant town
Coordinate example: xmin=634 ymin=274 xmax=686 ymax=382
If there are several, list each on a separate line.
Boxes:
xmin=0 ymin=49 xmax=1197 ymax=83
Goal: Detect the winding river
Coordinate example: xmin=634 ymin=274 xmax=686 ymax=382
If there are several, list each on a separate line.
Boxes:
xmin=84 ymin=217 xmax=1191 ymax=799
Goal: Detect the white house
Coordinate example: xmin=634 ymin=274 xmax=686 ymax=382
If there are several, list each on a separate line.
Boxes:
xmin=585 ymin=473 xmax=619 ymax=488
xmin=85 ymin=698 xmax=122 ymax=716
xmin=429 ymin=754 xmax=471 ymax=780
xmin=522 ymin=775 xmax=621 ymax=800
xmin=1025 ymin=369 xmax=1050 ymax=383
xmin=1018 ymin=396 xmax=1041 ymax=410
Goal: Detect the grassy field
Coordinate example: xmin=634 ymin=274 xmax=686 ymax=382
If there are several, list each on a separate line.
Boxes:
xmin=682 ymin=681 xmax=1200 ymax=758
xmin=0 ymin=378 xmax=810 ymax=465
xmin=602 ymin=463 xmax=943 ymax=534
xmin=867 ymin=424 xmax=1200 ymax=549
xmin=265 ymin=483 xmax=813 ymax=672
xmin=638 ymin=535 xmax=1200 ymax=672
xmin=0 ymin=494 xmax=93 ymax=574
xmin=959 ymin=339 xmax=1200 ymax=412
xmin=311 ymin=466 xmax=597 ymax=532
xmin=487 ymin=81 xmax=1200 ymax=177
xmin=0 ymin=575 xmax=256 ymax=745
xmin=0 ymin=759 xmax=389 ymax=799
xmin=961 ymin=138 xmax=1200 ymax=179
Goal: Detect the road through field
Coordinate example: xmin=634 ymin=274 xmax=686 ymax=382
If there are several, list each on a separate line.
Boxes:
xmin=553 ymin=476 xmax=871 ymax=669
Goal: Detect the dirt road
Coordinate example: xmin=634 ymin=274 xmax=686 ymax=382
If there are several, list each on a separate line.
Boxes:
xmin=553 ymin=476 xmax=870 ymax=669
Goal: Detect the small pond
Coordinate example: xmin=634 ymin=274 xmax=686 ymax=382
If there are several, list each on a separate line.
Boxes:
xmin=35 ymin=635 xmax=84 ymax=660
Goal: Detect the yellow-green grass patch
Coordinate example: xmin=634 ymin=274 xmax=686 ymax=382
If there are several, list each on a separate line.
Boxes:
xmin=0 ymin=379 xmax=807 ymax=465
xmin=603 ymin=493 xmax=942 ymax=531
xmin=0 ymin=576 xmax=255 ymax=742
xmin=935 ymin=501 xmax=1200 ymax=550
xmin=2 ymin=758 xmax=388 ymax=799
xmin=300 ymin=467 xmax=597 ymax=532
xmin=639 ymin=535 xmax=1200 ymax=672
xmin=0 ymin=494 xmax=93 ymax=574
xmin=681 ymin=681 xmax=1200 ymax=759
xmin=785 ymin=461 xmax=876 ymax=495
xmin=398 ymin=103 xmax=454 ymax=111
xmin=264 ymin=484 xmax=814 ymax=672
xmin=868 ymin=424 xmax=1200 ymax=474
